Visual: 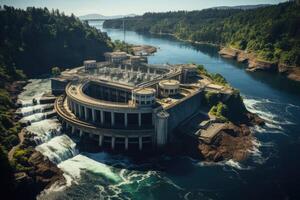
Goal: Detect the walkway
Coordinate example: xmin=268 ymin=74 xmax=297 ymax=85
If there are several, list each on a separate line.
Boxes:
xmin=8 ymin=129 xmax=25 ymax=161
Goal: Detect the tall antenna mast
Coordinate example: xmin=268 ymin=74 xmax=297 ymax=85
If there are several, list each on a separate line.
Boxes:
xmin=122 ymin=17 xmax=125 ymax=43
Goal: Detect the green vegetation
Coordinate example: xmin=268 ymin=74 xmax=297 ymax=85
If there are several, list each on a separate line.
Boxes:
xmin=0 ymin=146 xmax=14 ymax=198
xmin=113 ymin=40 xmax=134 ymax=54
xmin=199 ymin=65 xmax=248 ymax=123
xmin=51 ymin=67 xmax=61 ymax=77
xmin=197 ymin=65 xmax=228 ymax=86
xmin=11 ymin=147 xmax=34 ymax=172
xmin=204 ymin=90 xmax=248 ymax=123
xmin=0 ymin=6 xmax=113 ymax=195
xmin=0 ymin=6 xmax=112 ymax=77
xmin=104 ymin=2 xmax=300 ymax=67
xmin=209 ymin=102 xmax=228 ymax=122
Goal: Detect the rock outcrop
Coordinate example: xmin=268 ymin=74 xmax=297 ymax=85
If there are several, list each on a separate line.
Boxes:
xmin=28 ymin=151 xmax=65 ymax=190
xmin=14 ymin=150 xmax=66 ymax=200
xmin=218 ymin=48 xmax=238 ymax=59
xmin=219 ymin=47 xmax=300 ymax=81
xmin=198 ymin=123 xmax=253 ymax=162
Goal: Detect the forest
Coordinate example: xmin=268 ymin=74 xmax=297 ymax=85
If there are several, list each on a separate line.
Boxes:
xmin=104 ymin=2 xmax=300 ymax=67
xmin=0 ymin=6 xmax=112 ymax=197
xmin=0 ymin=6 xmax=112 ymax=76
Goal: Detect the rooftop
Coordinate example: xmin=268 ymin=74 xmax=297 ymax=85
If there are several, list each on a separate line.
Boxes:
xmin=159 ymin=79 xmax=180 ymax=86
xmin=134 ymin=87 xmax=156 ymax=95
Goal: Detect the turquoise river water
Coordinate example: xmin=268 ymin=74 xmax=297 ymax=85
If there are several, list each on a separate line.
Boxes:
xmin=17 ymin=23 xmax=300 ymax=200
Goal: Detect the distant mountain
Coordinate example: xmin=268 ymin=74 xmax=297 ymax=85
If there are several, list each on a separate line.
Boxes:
xmin=212 ymin=4 xmax=271 ymax=10
xmin=79 ymin=13 xmax=137 ymax=20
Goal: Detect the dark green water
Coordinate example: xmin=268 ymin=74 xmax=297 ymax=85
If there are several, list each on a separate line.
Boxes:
xmin=39 ymin=24 xmax=300 ymax=200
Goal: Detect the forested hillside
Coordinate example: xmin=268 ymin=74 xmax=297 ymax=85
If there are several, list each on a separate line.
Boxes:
xmin=0 ymin=6 xmax=113 ymax=198
xmin=0 ymin=6 xmax=113 ymax=76
xmin=104 ymin=2 xmax=300 ymax=67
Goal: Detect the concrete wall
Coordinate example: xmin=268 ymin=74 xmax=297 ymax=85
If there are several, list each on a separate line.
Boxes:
xmin=166 ymin=91 xmax=203 ymax=137
xmin=51 ymin=78 xmax=69 ymax=95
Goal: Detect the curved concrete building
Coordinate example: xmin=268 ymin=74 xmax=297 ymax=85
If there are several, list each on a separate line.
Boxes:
xmin=52 ymin=52 xmax=204 ymax=151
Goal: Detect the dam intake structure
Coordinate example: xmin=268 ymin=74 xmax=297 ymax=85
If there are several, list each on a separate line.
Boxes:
xmin=52 ymin=51 xmax=231 ymax=152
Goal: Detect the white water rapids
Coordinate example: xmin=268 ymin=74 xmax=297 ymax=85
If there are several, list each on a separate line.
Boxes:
xmin=16 ymin=79 xmax=298 ymax=200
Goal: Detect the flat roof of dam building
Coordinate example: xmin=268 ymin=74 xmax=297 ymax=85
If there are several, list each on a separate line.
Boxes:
xmin=52 ymin=54 xmax=236 ymax=151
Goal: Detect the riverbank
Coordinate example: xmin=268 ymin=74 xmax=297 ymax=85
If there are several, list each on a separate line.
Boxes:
xmin=149 ymin=31 xmax=219 ymax=47
xmin=219 ymin=47 xmax=300 ymax=82
xmin=5 ymin=80 xmax=66 ymax=200
xmin=149 ymin=31 xmax=300 ymax=82
xmin=197 ymin=112 xmax=263 ymax=162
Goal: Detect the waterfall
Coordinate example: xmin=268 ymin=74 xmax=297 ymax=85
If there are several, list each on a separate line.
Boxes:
xmin=25 ymin=119 xmax=62 ymax=144
xmin=17 ymin=104 xmax=54 ymax=117
xmin=36 ymin=135 xmax=78 ymax=165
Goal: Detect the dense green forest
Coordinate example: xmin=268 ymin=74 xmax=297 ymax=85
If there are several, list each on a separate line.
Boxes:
xmin=0 ymin=6 xmax=113 ymax=198
xmin=104 ymin=2 xmax=300 ymax=66
xmin=1 ymin=6 xmax=113 ymax=76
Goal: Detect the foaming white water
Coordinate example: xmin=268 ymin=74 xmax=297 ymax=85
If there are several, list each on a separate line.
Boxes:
xmin=196 ymin=159 xmax=251 ymax=170
xmin=18 ymin=79 xmax=51 ymax=104
xmin=243 ymin=97 xmax=295 ymax=134
xmin=26 ymin=119 xmax=62 ymax=144
xmin=36 ymin=135 xmax=78 ymax=165
xmin=19 ymin=113 xmax=46 ymax=124
xmin=17 ymin=104 xmax=54 ymax=117
xmin=248 ymin=139 xmax=267 ymax=165
xmin=58 ymin=154 xmax=121 ymax=186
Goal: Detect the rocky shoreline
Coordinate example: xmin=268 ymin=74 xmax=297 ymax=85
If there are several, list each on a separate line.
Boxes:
xmin=197 ymin=112 xmax=263 ymax=162
xmin=198 ymin=123 xmax=253 ymax=162
xmin=7 ymin=80 xmax=66 ymax=200
xmin=219 ymin=47 xmax=300 ymax=82
xmin=131 ymin=44 xmax=157 ymax=56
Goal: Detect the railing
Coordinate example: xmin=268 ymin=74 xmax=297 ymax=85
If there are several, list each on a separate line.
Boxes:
xmin=55 ymin=95 xmax=154 ymax=135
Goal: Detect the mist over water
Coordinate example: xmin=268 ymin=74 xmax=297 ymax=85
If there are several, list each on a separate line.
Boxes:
xmin=19 ymin=24 xmax=300 ymax=199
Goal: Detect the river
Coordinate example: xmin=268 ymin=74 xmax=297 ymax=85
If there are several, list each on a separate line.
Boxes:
xmin=18 ymin=22 xmax=300 ymax=200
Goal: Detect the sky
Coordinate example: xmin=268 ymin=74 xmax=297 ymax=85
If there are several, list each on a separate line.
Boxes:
xmin=0 ymin=0 xmax=288 ymax=16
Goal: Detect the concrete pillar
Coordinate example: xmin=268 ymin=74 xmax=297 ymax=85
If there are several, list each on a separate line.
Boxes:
xmin=84 ymin=107 xmax=88 ymax=121
xmin=125 ymin=137 xmax=128 ymax=150
xmin=139 ymin=137 xmax=143 ymax=150
xmin=79 ymin=130 xmax=83 ymax=137
xmin=79 ymin=105 xmax=83 ymax=118
xmin=138 ymin=113 xmax=142 ymax=127
xmin=108 ymin=90 xmax=111 ymax=101
xmin=111 ymin=137 xmax=115 ymax=150
xmin=92 ymin=109 xmax=96 ymax=122
xmin=66 ymin=123 xmax=70 ymax=130
xmin=71 ymin=126 xmax=75 ymax=134
xmin=124 ymin=113 xmax=128 ymax=128
xmin=147 ymin=68 xmax=150 ymax=74
xmin=74 ymin=103 xmax=78 ymax=116
xmin=116 ymin=90 xmax=118 ymax=102
xmin=111 ymin=112 xmax=115 ymax=127
xmin=100 ymin=110 xmax=104 ymax=125
xmin=72 ymin=102 xmax=75 ymax=112
xmin=99 ymin=135 xmax=103 ymax=147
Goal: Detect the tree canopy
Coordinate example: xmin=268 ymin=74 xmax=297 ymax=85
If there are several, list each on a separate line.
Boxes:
xmin=0 ymin=6 xmax=113 ymax=76
xmin=104 ymin=2 xmax=300 ymax=66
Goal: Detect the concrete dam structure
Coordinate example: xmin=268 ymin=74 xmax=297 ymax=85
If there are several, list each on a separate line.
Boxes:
xmin=52 ymin=51 xmax=207 ymax=151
